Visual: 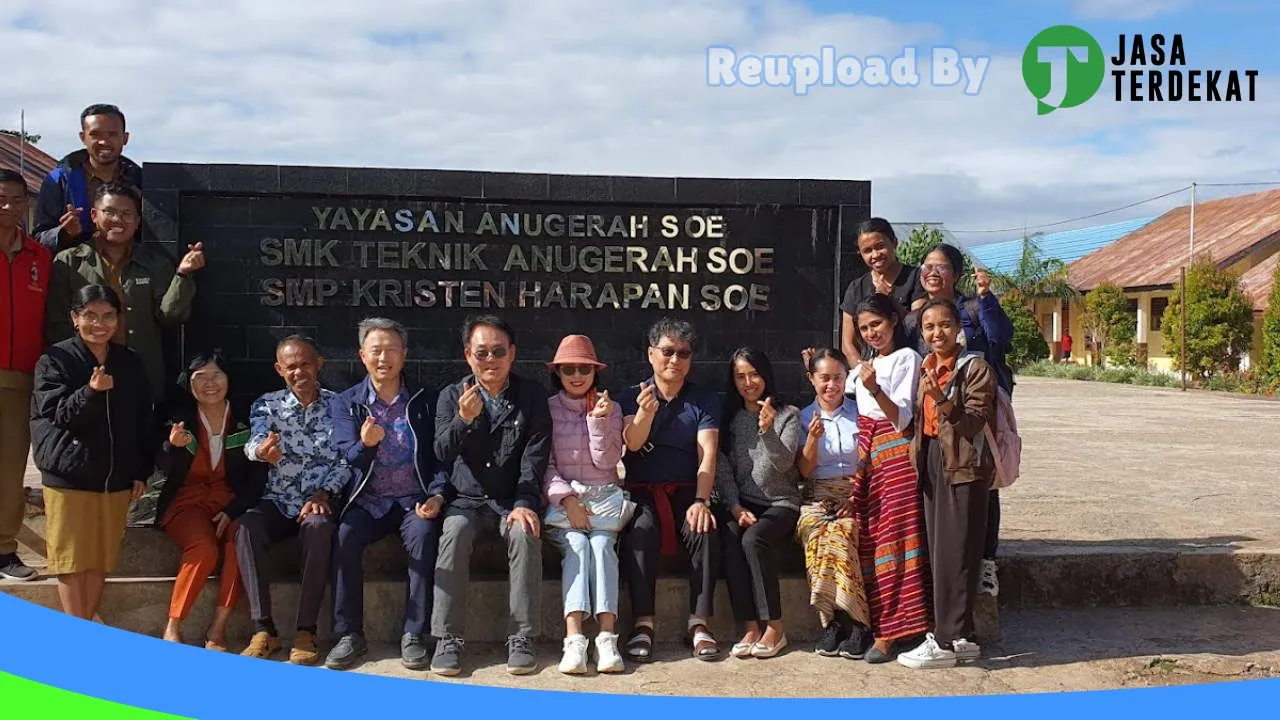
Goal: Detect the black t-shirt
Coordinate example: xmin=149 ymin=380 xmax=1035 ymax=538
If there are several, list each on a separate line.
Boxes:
xmin=839 ymin=264 xmax=926 ymax=317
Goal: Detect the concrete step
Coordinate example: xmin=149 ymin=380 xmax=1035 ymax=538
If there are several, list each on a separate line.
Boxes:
xmin=13 ymin=515 xmax=1280 ymax=607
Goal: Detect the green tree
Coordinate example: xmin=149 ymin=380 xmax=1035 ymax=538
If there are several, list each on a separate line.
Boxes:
xmin=1082 ymin=282 xmax=1133 ymax=368
xmin=896 ymin=224 xmax=976 ymax=294
xmin=897 ymin=224 xmax=946 ymax=267
xmin=0 ymin=129 xmax=41 ymax=144
xmin=1162 ymin=257 xmax=1256 ymax=377
xmin=989 ymin=233 xmax=1078 ymax=303
xmin=1003 ymin=289 xmax=1050 ymax=369
xmin=1261 ymin=261 xmax=1280 ymax=379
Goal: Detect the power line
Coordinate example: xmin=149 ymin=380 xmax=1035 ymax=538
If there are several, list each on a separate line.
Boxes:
xmin=949 ymin=185 xmax=1192 ymax=234
xmin=1195 ymin=181 xmax=1280 ymax=188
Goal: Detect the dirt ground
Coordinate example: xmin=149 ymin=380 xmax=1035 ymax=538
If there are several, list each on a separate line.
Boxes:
xmin=306 ymin=607 xmax=1279 ymax=697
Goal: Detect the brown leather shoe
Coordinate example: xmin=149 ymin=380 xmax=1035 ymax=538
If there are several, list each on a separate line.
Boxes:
xmin=290 ymin=631 xmax=321 ymax=666
xmin=240 ymin=631 xmax=280 ymax=659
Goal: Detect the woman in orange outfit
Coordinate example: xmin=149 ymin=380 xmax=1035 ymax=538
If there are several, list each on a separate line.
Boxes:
xmin=154 ymin=350 xmax=265 ymax=650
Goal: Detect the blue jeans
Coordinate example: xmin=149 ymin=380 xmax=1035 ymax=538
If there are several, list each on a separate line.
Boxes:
xmin=549 ymin=527 xmax=620 ymax=618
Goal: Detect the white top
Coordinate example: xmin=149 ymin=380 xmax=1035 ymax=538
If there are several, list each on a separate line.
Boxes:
xmin=847 ymin=347 xmax=922 ymax=433
xmin=199 ymin=402 xmax=229 ymax=470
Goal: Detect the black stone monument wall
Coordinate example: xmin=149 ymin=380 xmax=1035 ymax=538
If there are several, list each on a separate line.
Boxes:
xmin=142 ymin=164 xmax=870 ymax=410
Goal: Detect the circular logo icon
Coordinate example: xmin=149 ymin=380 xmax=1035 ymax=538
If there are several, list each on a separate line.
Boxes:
xmin=1022 ymin=25 xmax=1105 ymax=115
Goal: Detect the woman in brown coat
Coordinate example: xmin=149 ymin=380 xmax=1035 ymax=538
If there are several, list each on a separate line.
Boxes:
xmin=898 ymin=297 xmax=996 ymax=670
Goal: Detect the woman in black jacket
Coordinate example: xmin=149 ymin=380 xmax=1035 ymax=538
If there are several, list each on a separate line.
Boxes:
xmin=154 ymin=349 xmax=265 ymax=651
xmin=31 ymin=284 xmax=154 ymax=620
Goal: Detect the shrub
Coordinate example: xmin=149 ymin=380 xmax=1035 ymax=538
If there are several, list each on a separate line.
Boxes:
xmin=1003 ymin=290 xmax=1050 ymax=369
xmin=1082 ymin=283 xmax=1134 ymax=369
xmin=1162 ymin=257 xmax=1255 ymax=378
xmin=1068 ymin=365 xmax=1097 ymax=381
xmin=1261 ymin=261 xmax=1280 ymax=379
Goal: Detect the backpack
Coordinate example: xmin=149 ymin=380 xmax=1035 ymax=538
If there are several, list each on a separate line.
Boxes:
xmin=945 ymin=352 xmax=1022 ymax=489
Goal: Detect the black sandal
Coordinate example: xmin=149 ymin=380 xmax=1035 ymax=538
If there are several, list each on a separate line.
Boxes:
xmin=625 ymin=625 xmax=655 ymax=662
xmin=687 ymin=625 xmax=721 ymax=661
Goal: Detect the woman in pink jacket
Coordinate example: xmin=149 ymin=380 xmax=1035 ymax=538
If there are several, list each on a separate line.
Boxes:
xmin=542 ymin=335 xmax=627 ymax=675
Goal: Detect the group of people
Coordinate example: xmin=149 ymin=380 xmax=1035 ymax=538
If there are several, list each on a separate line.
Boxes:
xmin=0 ymin=103 xmax=1017 ymax=678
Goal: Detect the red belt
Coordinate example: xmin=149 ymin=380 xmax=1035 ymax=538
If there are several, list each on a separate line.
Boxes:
xmin=628 ymin=482 xmax=694 ymax=556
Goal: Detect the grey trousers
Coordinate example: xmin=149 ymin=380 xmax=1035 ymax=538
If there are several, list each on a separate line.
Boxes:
xmin=431 ymin=505 xmax=542 ymax=639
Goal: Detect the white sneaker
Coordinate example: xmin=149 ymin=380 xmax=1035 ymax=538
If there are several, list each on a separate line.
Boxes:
xmin=980 ymin=559 xmax=999 ymax=597
xmin=595 ymin=631 xmax=625 ymax=673
xmin=952 ymin=637 xmax=982 ymax=663
xmin=897 ymin=633 xmax=957 ymax=669
xmin=558 ymin=634 xmax=589 ymax=674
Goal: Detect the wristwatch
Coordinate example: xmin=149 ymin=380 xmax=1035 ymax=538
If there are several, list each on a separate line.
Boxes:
xmin=691 ymin=497 xmax=709 ymax=505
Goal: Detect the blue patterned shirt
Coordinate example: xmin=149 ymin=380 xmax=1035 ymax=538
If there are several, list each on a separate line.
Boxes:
xmin=357 ymin=386 xmax=422 ymax=518
xmin=246 ymin=388 xmax=351 ymax=518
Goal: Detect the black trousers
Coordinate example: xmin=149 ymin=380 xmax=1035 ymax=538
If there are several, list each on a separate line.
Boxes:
xmin=716 ymin=501 xmax=799 ymax=622
xmin=235 ymin=499 xmax=335 ymax=632
xmin=919 ymin=436 xmax=990 ymax=645
xmin=620 ymin=484 xmax=719 ymax=619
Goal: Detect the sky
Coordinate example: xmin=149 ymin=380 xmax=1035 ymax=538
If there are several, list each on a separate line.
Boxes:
xmin=2 ymin=0 xmax=1277 ymax=245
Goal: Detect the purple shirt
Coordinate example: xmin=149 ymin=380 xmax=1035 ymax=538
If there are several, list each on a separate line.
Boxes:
xmin=357 ymin=387 xmax=421 ymax=518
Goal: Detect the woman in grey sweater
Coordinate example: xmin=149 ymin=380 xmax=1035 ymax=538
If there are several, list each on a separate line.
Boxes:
xmin=714 ymin=348 xmax=803 ymax=660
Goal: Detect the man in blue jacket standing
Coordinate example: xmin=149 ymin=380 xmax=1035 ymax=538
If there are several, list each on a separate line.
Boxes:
xmin=34 ymin=104 xmax=142 ymax=253
xmin=430 ymin=315 xmax=551 ymax=677
xmin=325 ymin=318 xmax=445 ymax=672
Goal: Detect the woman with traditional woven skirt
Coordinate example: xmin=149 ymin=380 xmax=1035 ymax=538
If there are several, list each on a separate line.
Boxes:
xmin=846 ymin=293 xmax=930 ymax=663
xmin=796 ymin=348 xmax=870 ymax=659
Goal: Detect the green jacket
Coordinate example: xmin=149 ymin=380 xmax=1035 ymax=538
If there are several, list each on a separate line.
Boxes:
xmin=46 ymin=241 xmax=196 ymax=403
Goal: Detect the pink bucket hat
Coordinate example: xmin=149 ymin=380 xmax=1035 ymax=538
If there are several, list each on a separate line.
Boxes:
xmin=547 ymin=334 xmax=607 ymax=370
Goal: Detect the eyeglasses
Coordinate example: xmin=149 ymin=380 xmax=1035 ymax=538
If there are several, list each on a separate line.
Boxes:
xmin=654 ymin=346 xmax=692 ymax=360
xmin=557 ymin=364 xmax=595 ymax=377
xmin=470 ymin=346 xmax=509 ymax=361
xmin=921 ymin=263 xmax=953 ymax=276
xmin=99 ymin=208 xmax=138 ymax=222
xmin=191 ymin=371 xmax=227 ymax=384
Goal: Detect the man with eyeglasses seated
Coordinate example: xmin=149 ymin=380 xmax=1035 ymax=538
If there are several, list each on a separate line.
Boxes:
xmin=45 ymin=182 xmax=204 ymax=406
xmin=429 ymin=315 xmax=552 ymax=677
xmin=617 ymin=317 xmax=724 ymax=663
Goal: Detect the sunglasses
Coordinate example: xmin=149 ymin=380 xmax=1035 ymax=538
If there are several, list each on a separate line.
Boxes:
xmin=557 ymin=364 xmax=595 ymax=377
xmin=654 ymin=346 xmax=692 ymax=360
xmin=470 ymin=346 xmax=509 ymax=361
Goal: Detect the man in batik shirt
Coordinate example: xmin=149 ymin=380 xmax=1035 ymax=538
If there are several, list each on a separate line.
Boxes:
xmin=236 ymin=336 xmax=349 ymax=665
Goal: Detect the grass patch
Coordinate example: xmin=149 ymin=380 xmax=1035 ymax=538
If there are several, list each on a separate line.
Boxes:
xmin=1250 ymin=589 xmax=1280 ymax=608
xmin=1017 ymin=360 xmax=1275 ymax=396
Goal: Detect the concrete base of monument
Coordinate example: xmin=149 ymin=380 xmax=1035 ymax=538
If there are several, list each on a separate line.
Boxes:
xmin=5 ymin=520 xmax=1280 ymax=647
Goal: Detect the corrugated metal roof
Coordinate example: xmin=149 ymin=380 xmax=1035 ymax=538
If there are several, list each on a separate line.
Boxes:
xmin=0 ymin=133 xmax=57 ymax=196
xmin=1069 ymin=188 xmax=1280 ymax=292
xmin=968 ymin=216 xmax=1157 ymax=274
xmin=1239 ymin=252 xmax=1278 ymax=313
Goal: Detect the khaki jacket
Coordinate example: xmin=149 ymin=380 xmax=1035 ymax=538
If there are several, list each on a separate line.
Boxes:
xmin=910 ymin=352 xmax=997 ymax=485
xmin=46 ymin=241 xmax=195 ymax=403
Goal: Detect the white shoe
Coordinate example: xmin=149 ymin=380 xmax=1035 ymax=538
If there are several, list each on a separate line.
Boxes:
xmin=952 ymin=637 xmax=982 ymax=663
xmin=897 ymin=633 xmax=957 ymax=669
xmin=595 ymin=631 xmax=625 ymax=673
xmin=558 ymin=634 xmax=589 ymax=674
xmin=980 ymin=559 xmax=999 ymax=597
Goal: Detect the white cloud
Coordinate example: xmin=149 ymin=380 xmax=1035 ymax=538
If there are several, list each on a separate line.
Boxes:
xmin=1 ymin=0 xmax=1275 ymax=246
xmin=1072 ymin=0 xmax=1191 ymax=21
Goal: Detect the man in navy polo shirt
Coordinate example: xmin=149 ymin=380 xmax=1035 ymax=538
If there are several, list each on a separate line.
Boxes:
xmin=617 ymin=318 xmax=723 ymax=663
